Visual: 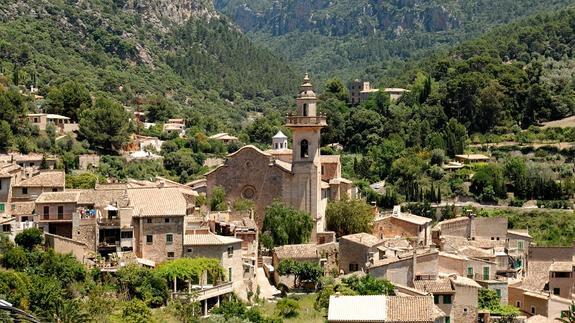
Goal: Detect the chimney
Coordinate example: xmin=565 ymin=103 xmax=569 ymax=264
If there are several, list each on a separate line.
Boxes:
xmin=411 ymin=248 xmax=417 ymax=286
xmin=158 ymin=180 xmax=165 ymax=188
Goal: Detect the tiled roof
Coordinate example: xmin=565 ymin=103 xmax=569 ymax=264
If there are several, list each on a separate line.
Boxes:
xmin=455 ymin=154 xmax=490 ymax=160
xmin=77 ymin=189 xmax=129 ymax=208
xmin=507 ymin=229 xmax=532 ymax=239
xmin=9 ymin=202 xmax=35 ymax=215
xmin=386 ymin=296 xmax=438 ymax=322
xmin=450 ymin=276 xmax=482 ymax=288
xmin=522 ymin=261 xmax=552 ymax=292
xmin=14 ymin=171 xmax=65 ymax=187
xmin=274 ymin=244 xmax=318 ymax=260
xmin=342 ymin=232 xmax=381 ymax=247
xmin=36 ymin=191 xmax=80 ymax=203
xmin=377 ymin=213 xmax=431 ymax=226
xmin=459 ymin=246 xmax=495 ymax=259
xmin=526 ymin=315 xmax=557 ymax=323
xmin=127 ymin=187 xmax=186 ymax=217
xmin=328 ymin=295 xmax=386 ymax=322
xmin=184 ymin=232 xmax=242 ymax=246
xmin=549 ymin=261 xmax=574 ymax=272
xmin=320 ymin=155 xmax=341 ymax=163
xmin=413 ymin=278 xmax=454 ymax=294
xmin=274 ymin=159 xmax=292 ymax=172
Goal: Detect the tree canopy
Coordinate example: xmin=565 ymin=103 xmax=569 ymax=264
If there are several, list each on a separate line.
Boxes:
xmin=326 ymin=198 xmax=374 ymax=237
xmin=261 ymin=202 xmax=313 ymax=249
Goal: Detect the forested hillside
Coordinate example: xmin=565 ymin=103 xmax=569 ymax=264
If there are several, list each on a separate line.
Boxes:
xmin=214 ymin=0 xmax=575 ymax=80
xmin=0 ymin=0 xmax=297 ymax=128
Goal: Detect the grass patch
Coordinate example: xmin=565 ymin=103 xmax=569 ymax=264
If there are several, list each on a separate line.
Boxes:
xmin=259 ymin=294 xmax=325 ymax=323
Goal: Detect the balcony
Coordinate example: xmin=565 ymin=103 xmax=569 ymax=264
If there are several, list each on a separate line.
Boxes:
xmin=172 ymin=282 xmax=233 ymax=301
xmin=37 ymin=213 xmax=73 ymax=222
xmin=98 ymin=217 xmax=120 ymax=227
xmin=286 ymin=114 xmax=327 ymax=127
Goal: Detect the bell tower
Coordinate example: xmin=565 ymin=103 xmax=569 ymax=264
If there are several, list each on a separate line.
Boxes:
xmin=285 ymin=73 xmax=327 ymax=241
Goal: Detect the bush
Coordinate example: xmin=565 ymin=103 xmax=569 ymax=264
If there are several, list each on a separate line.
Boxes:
xmin=508 ymin=198 xmax=525 ymax=207
xmin=15 ymin=228 xmax=43 ymax=250
xmin=122 ymin=299 xmax=151 ymax=323
xmin=275 ymin=298 xmax=299 ymax=318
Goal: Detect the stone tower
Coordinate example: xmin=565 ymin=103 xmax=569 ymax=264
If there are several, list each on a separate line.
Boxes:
xmin=272 ymin=131 xmax=288 ymax=150
xmin=285 ymin=73 xmax=327 ymax=241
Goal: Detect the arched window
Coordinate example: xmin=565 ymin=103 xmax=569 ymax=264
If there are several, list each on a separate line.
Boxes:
xmin=302 ymin=103 xmax=308 ymax=116
xmin=300 ymin=139 xmax=309 ymax=158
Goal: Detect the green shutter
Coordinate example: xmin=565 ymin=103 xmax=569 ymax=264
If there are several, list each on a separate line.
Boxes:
xmin=483 ymin=267 xmax=490 ymax=280
xmin=0 ymin=203 xmax=4 ymax=213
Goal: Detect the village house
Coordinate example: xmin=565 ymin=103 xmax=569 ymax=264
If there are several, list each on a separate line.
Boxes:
xmin=11 ymin=170 xmax=65 ymax=201
xmin=339 ymin=232 xmax=385 ymax=274
xmin=0 ymin=153 xmax=57 ymax=170
xmin=369 ymin=250 xmax=440 ymax=286
xmin=129 ymin=187 xmax=186 ymax=265
xmin=209 ymin=133 xmax=239 ymax=144
xmin=26 ymin=113 xmax=79 ymax=134
xmin=206 ymin=74 xmax=354 ymax=242
xmin=454 ymin=154 xmax=490 ymax=164
xmin=348 ymin=79 xmax=409 ymax=105
xmin=372 ymin=206 xmax=432 ymax=246
xmin=162 ymin=119 xmax=186 ymax=137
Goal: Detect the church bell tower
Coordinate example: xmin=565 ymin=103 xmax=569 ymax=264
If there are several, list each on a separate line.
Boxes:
xmin=285 ymin=73 xmax=327 ymax=241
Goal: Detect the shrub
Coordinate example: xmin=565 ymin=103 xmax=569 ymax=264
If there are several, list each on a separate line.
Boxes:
xmin=122 ymin=299 xmax=151 ymax=323
xmin=15 ymin=228 xmax=43 ymax=250
xmin=275 ymin=298 xmax=299 ymax=318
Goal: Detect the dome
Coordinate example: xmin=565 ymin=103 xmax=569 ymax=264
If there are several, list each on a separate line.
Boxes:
xmin=273 ymin=131 xmax=288 ymax=139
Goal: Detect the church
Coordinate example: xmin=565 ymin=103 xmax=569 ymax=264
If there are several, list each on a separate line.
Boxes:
xmin=206 ymin=74 xmax=356 ymax=242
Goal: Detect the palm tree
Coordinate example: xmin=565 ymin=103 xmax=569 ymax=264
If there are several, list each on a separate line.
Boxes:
xmin=557 ymin=302 xmax=575 ymax=323
xmin=46 ymin=299 xmax=88 ymax=323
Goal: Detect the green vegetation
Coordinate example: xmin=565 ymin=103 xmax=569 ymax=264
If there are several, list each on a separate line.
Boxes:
xmin=326 ymin=198 xmax=374 ymax=237
xmin=261 ymin=202 xmax=313 ymax=249
xmin=315 ymin=275 xmax=394 ymax=311
xmin=477 ymin=208 xmax=575 ymax=246
xmin=277 ymin=260 xmax=323 ymax=289
xmin=478 ymin=288 xmax=520 ymax=320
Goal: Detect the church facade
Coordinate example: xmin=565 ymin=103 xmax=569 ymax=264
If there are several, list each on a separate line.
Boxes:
xmin=206 ymin=74 xmax=355 ymax=242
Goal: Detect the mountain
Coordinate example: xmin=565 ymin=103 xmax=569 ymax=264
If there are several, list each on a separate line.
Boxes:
xmin=214 ymin=0 xmax=575 ymax=80
xmin=0 ymin=0 xmax=297 ymax=128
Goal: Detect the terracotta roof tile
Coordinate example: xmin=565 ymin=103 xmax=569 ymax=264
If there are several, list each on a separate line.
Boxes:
xmin=522 ymin=261 xmax=552 ymax=292
xmin=36 ymin=191 xmax=80 ymax=203
xmin=274 ymin=244 xmax=318 ymax=260
xmin=127 ymin=188 xmax=186 ymax=217
xmin=342 ymin=232 xmax=382 ymax=247
xmin=14 ymin=171 xmax=65 ymax=187
xmin=386 ymin=296 xmax=438 ymax=322
xmin=549 ymin=261 xmax=574 ymax=272
xmin=184 ymin=232 xmax=242 ymax=245
xmin=9 ymin=202 xmax=35 ymax=215
xmin=413 ymin=278 xmax=454 ymax=294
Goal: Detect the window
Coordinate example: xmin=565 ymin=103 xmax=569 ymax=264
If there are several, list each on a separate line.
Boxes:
xmin=496 ymin=237 xmax=500 ymax=241
xmin=228 ymin=267 xmax=233 ymax=282
xmin=445 ymin=318 xmax=450 ymax=323
xmin=496 ymin=289 xmax=501 ymax=298
xmin=227 ymin=247 xmax=233 ymax=257
xmin=43 ymin=206 xmax=49 ymax=219
xmin=516 ymin=301 xmax=521 ymax=308
xmin=302 ymin=103 xmax=308 ymax=116
xmin=467 ymin=267 xmax=474 ymax=278
xmin=166 ymin=234 xmax=173 ymax=245
xmin=52 ymin=188 xmax=58 ymax=192
xmin=2 ymin=224 xmax=10 ymax=232
xmin=146 ymin=219 xmax=152 ymax=224
xmin=349 ymin=263 xmax=359 ymax=272
xmin=553 ymin=272 xmax=571 ymax=278
xmin=300 ymin=139 xmax=309 ymax=158
xmin=531 ymin=306 xmax=536 ymax=314
xmin=483 ymin=266 xmax=490 ymax=280
xmin=0 ymin=203 xmax=4 ymax=213
xmin=57 ymin=206 xmax=64 ymax=219
xmin=433 ymin=295 xmax=439 ymax=304
xmin=165 ymin=218 xmax=170 ymax=223
xmin=167 ymin=252 xmax=174 ymax=258
xmin=22 ymin=187 xmax=28 ymax=195
xmin=321 ymin=165 xmax=325 ymax=175
xmin=146 ymin=235 xmax=153 ymax=244
xmin=187 ymin=248 xmax=193 ymax=253
xmin=517 ymin=241 xmax=524 ymax=251
xmin=121 ymin=231 xmax=133 ymax=239
xmin=443 ymin=295 xmax=452 ymax=304
xmin=0 ymin=181 xmax=2 ymax=190
xmin=554 ymin=288 xmax=561 ymax=295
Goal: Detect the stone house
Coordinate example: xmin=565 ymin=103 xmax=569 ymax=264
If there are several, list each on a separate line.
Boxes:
xmin=129 ymin=187 xmax=186 ymax=264
xmin=0 ymin=154 xmax=57 ymax=170
xmin=438 ymin=252 xmax=498 ymax=281
xmin=0 ymin=163 xmax=23 ymax=207
xmin=183 ymin=229 xmax=246 ymax=298
xmin=369 ymin=251 xmax=439 ymax=287
xmin=11 ymin=171 xmax=65 ymax=201
xmin=272 ymin=243 xmax=320 ymax=287
xmin=78 ymin=154 xmax=100 ymax=170
xmin=27 ymin=113 xmax=79 ymax=134
xmin=34 ymin=191 xmax=80 ymax=238
xmin=372 ymin=208 xmax=432 ymax=246
xmin=339 ymin=232 xmax=385 ymax=274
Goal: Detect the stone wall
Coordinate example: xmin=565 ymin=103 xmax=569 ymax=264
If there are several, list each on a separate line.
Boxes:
xmin=452 ymin=284 xmax=478 ymax=323
xmin=472 ymin=217 xmax=507 ymax=240
xmin=134 ymin=216 xmax=184 ymax=264
xmin=529 ymin=246 xmax=574 ymax=262
xmin=339 ymin=238 xmax=371 ymax=274
xmin=44 ymin=232 xmax=90 ymax=262
xmin=72 ymin=218 xmax=97 ymax=251
xmin=440 ymin=217 xmax=470 ymax=237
